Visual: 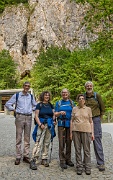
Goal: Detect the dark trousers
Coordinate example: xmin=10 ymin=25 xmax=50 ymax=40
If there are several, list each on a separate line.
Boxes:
xmin=93 ymin=116 xmax=104 ymax=165
xmin=58 ymin=126 xmax=72 ymax=163
xmin=72 ymin=131 xmax=91 ymax=171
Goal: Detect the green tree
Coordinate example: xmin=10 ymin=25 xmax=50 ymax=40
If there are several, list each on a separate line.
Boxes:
xmin=31 ymin=46 xmax=71 ymax=102
xmin=0 ymin=50 xmax=17 ymax=89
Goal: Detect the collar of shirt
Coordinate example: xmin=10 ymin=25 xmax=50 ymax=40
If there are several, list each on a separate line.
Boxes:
xmin=78 ymin=105 xmax=86 ymax=109
xmin=20 ymin=91 xmax=29 ymax=96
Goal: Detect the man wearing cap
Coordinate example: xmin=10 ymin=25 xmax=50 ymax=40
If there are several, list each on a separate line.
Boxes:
xmin=5 ymin=82 xmax=37 ymax=165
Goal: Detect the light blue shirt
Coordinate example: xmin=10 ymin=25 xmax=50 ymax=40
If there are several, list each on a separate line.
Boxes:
xmin=5 ymin=91 xmax=37 ymax=114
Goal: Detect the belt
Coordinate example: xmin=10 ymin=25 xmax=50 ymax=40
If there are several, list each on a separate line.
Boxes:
xmin=17 ymin=113 xmax=32 ymax=116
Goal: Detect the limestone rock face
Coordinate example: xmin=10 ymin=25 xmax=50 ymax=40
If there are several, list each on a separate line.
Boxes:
xmin=0 ymin=0 xmax=97 ymax=73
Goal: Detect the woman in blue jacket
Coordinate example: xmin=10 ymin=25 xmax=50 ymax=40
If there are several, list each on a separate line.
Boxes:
xmin=55 ymin=88 xmax=75 ymax=169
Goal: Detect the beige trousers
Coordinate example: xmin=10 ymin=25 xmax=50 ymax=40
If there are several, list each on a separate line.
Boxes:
xmin=72 ymin=131 xmax=92 ymax=171
xmin=15 ymin=114 xmax=32 ymax=159
xmin=32 ymin=124 xmax=51 ymax=160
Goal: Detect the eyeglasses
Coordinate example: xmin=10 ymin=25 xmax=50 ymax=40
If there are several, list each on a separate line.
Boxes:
xmin=24 ymin=85 xmax=30 ymax=88
xmin=62 ymin=92 xmax=68 ymax=94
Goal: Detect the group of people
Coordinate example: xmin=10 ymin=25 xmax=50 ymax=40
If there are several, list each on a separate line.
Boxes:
xmin=5 ymin=81 xmax=105 ymax=175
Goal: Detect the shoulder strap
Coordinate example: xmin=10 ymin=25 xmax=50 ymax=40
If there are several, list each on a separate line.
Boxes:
xmin=39 ymin=102 xmax=43 ymax=110
xmin=58 ymin=99 xmax=74 ymax=108
xmin=94 ymin=92 xmax=97 ymax=100
xmin=84 ymin=92 xmax=86 ymax=100
xmin=16 ymin=92 xmax=19 ymax=103
xmin=58 ymin=100 xmax=61 ymax=107
xmin=15 ymin=92 xmax=19 ymax=109
xmin=30 ymin=94 xmax=33 ymax=104
xmin=69 ymin=99 xmax=74 ymax=108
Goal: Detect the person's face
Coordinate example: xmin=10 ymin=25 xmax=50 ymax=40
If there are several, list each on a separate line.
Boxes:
xmin=44 ymin=93 xmax=50 ymax=102
xmin=78 ymin=96 xmax=85 ymax=106
xmin=85 ymin=83 xmax=93 ymax=94
xmin=23 ymin=83 xmax=30 ymax=93
xmin=61 ymin=90 xmax=69 ymax=100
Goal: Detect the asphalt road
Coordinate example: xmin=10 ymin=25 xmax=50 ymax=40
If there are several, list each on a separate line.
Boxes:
xmin=0 ymin=114 xmax=113 ymax=180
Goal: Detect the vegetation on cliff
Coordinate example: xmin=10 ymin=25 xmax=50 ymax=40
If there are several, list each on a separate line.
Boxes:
xmin=0 ymin=50 xmax=17 ymax=89
xmin=0 ymin=0 xmax=28 ymax=13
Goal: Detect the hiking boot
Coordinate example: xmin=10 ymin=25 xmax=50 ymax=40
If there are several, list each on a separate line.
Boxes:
xmin=98 ymin=164 xmax=105 ymax=171
xmin=15 ymin=158 xmax=20 ymax=165
xmin=30 ymin=159 xmax=37 ymax=170
xmin=60 ymin=163 xmax=67 ymax=169
xmin=85 ymin=170 xmax=91 ymax=175
xmin=77 ymin=169 xmax=82 ymax=175
xmin=23 ymin=157 xmax=30 ymax=164
xmin=41 ymin=159 xmax=49 ymax=167
xmin=66 ymin=161 xmax=74 ymax=167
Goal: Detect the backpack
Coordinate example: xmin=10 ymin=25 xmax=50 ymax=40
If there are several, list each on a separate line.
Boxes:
xmin=14 ymin=92 xmax=33 ymax=117
xmin=58 ymin=99 xmax=74 ymax=108
xmin=84 ymin=92 xmax=99 ymax=103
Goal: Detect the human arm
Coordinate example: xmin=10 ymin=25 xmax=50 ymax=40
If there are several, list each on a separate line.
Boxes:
xmin=89 ymin=107 xmax=94 ymax=140
xmin=5 ymin=94 xmax=16 ymax=111
xmin=70 ymin=108 xmax=74 ymax=140
xmin=97 ymin=93 xmax=105 ymax=119
xmin=52 ymin=108 xmax=57 ymax=125
xmin=32 ymin=95 xmax=37 ymax=111
xmin=35 ymin=109 xmax=45 ymax=129
xmin=70 ymin=119 xmax=73 ymax=140
xmin=89 ymin=117 xmax=94 ymax=141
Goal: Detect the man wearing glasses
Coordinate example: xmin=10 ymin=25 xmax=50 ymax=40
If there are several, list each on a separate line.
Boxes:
xmin=5 ymin=81 xmax=37 ymax=165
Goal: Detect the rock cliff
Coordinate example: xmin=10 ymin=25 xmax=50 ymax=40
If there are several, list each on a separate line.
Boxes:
xmin=0 ymin=0 xmax=97 ymax=74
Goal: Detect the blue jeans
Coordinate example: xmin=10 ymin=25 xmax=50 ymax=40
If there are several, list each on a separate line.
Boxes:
xmin=93 ymin=116 xmax=105 ymax=165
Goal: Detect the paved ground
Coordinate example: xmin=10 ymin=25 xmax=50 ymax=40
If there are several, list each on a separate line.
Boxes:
xmin=102 ymin=123 xmax=113 ymax=140
xmin=0 ymin=114 xmax=113 ymax=180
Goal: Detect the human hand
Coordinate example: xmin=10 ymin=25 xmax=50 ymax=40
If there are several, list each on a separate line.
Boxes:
xmin=40 ymin=124 xmax=45 ymax=129
xmin=60 ymin=111 xmax=66 ymax=115
xmin=70 ymin=132 xmax=72 ymax=140
xmin=91 ymin=134 xmax=94 ymax=141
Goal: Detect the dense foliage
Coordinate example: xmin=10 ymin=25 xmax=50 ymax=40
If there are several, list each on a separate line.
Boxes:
xmin=0 ymin=50 xmax=17 ymax=89
xmin=73 ymin=0 xmax=113 ymax=33
xmin=0 ymin=0 xmax=28 ymax=13
xmin=31 ymin=35 xmax=113 ymax=110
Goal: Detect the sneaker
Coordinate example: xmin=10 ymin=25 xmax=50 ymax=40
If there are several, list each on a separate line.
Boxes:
xmin=23 ymin=157 xmax=30 ymax=164
xmin=15 ymin=158 xmax=20 ymax=165
xmin=30 ymin=159 xmax=37 ymax=170
xmin=60 ymin=163 xmax=67 ymax=169
xmin=66 ymin=161 xmax=74 ymax=167
xmin=77 ymin=169 xmax=82 ymax=175
xmin=41 ymin=159 xmax=49 ymax=167
xmin=98 ymin=164 xmax=105 ymax=171
xmin=85 ymin=170 xmax=91 ymax=175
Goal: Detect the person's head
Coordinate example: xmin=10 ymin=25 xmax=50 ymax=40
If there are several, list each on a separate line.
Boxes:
xmin=85 ymin=81 xmax=93 ymax=94
xmin=61 ymin=88 xmax=70 ymax=100
xmin=23 ymin=81 xmax=30 ymax=94
xmin=76 ymin=94 xmax=85 ymax=107
xmin=39 ymin=91 xmax=51 ymax=103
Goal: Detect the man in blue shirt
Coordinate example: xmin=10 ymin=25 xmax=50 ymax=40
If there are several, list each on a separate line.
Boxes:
xmin=5 ymin=82 xmax=37 ymax=165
